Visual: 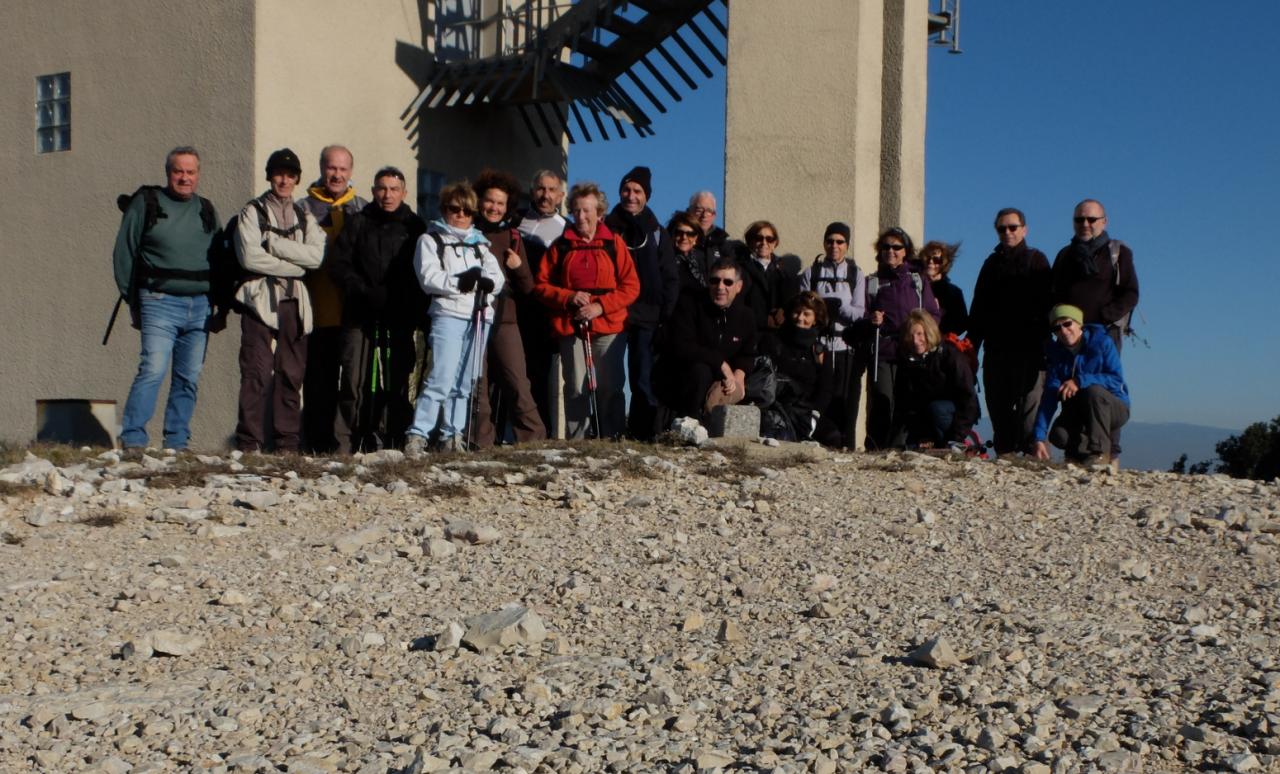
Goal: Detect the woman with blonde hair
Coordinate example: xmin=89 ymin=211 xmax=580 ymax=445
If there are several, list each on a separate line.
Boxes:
xmin=889 ymin=308 xmax=978 ymax=449
xmin=404 ymin=181 xmax=504 ymax=455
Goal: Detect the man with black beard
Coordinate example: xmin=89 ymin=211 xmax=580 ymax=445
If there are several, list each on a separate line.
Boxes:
xmin=604 ymin=166 xmax=678 ymax=439
xmin=1050 ymin=199 xmax=1139 ymax=352
xmin=968 ymin=208 xmax=1052 ymax=455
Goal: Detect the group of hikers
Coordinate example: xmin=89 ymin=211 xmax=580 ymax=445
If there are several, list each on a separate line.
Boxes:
xmin=112 ymin=145 xmax=1138 ymax=466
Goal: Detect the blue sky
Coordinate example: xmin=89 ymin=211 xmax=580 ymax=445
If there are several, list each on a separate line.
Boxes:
xmin=570 ymin=1 xmax=1280 ymax=431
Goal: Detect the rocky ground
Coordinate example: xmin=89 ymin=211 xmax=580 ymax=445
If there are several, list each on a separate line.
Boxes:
xmin=0 ymin=440 xmax=1278 ymax=774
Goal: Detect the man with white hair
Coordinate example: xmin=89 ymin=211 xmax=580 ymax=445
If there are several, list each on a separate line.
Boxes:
xmin=686 ymin=190 xmax=730 ymax=263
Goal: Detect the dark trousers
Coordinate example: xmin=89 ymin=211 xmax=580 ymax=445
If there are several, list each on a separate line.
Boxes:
xmin=816 ymin=348 xmax=864 ymax=449
xmin=1047 ymin=384 xmax=1129 ymax=459
xmin=891 ymin=399 xmax=955 ymax=448
xmin=866 ymin=359 xmax=897 ymax=451
xmin=235 ymin=300 xmax=306 ymax=452
xmin=302 ymin=326 xmax=341 ymax=453
xmin=626 ymin=324 xmax=659 ymax=440
xmin=660 ymin=360 xmax=717 ymax=421
xmin=334 ymin=324 xmax=415 ymax=454
xmin=982 ymin=349 xmax=1044 ymax=455
xmin=471 ymin=321 xmax=546 ymax=448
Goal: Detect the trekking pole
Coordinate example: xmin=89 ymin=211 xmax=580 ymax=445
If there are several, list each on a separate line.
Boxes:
xmin=578 ymin=319 xmax=601 ymax=439
xmin=465 ymin=288 xmax=488 ymax=451
xmin=872 ymin=327 xmax=880 ymax=383
xmin=102 ymin=295 xmax=125 ymax=346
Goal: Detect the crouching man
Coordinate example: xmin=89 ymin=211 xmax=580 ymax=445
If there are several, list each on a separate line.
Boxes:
xmin=232 ymin=148 xmax=325 ymax=452
xmin=1032 ymin=304 xmax=1130 ymax=467
xmin=655 ymin=258 xmax=758 ymax=424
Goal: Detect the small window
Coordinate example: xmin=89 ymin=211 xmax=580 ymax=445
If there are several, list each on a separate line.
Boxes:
xmin=36 ymin=72 xmax=71 ymax=153
xmin=418 ymin=169 xmax=445 ymax=217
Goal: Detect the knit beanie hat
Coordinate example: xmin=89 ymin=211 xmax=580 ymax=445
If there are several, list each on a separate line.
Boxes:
xmin=265 ymin=148 xmax=302 ymax=179
xmin=823 ymin=221 xmax=851 ymax=242
xmin=1049 ymin=304 xmax=1084 ymax=326
xmin=620 ymin=166 xmax=652 ymax=198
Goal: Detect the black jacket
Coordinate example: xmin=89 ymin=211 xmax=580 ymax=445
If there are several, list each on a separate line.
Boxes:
xmin=1051 ymin=232 xmax=1139 ymax=331
xmin=740 ymin=254 xmax=800 ymax=332
xmin=760 ymin=324 xmax=831 ymax=412
xmin=327 ymin=203 xmax=427 ymax=328
xmin=930 ymin=276 xmax=969 ymax=337
xmin=662 ymin=292 xmax=758 ymax=375
xmin=605 ymin=205 xmax=678 ymax=327
xmin=893 ymin=343 xmax=979 ymax=443
xmin=968 ymin=241 xmax=1051 ymax=355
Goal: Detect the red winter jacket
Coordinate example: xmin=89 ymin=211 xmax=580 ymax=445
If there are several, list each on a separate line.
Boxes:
xmin=533 ymin=221 xmax=640 ymax=338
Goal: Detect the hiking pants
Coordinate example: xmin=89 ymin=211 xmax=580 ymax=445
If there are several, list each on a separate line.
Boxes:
xmin=471 ymin=320 xmax=546 ymax=448
xmin=1047 ymin=384 xmax=1129 ymax=459
xmin=982 ymin=348 xmax=1044 ymax=455
xmin=865 ymin=359 xmax=898 ymax=451
xmin=334 ymin=324 xmax=415 ymax=454
xmin=557 ymin=332 xmax=625 ymax=440
xmin=820 ymin=348 xmax=864 ymax=449
xmin=302 ymin=326 xmax=341 ymax=453
xmin=235 ymin=299 xmax=306 ymax=452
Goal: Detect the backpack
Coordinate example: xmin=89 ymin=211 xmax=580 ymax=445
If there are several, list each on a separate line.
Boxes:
xmin=1108 ymin=239 xmax=1140 ymax=342
xmin=807 ymin=258 xmax=861 ymax=294
xmin=549 ymin=235 xmax=620 ymax=292
xmin=211 ymin=198 xmax=311 ymax=312
xmin=865 ymin=270 xmax=923 ymax=309
xmin=428 ymin=231 xmax=486 ymax=269
xmin=105 ymin=186 xmax=221 ymax=343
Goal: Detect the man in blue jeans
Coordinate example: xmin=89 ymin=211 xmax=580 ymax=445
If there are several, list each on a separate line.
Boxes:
xmin=113 ymin=146 xmax=223 ymax=451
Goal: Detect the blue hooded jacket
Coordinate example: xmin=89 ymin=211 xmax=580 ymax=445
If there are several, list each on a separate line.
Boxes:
xmin=1034 ymin=323 xmax=1129 ymax=441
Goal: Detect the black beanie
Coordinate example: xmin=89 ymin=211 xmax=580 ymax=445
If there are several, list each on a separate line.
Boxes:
xmin=823 ymin=221 xmax=851 ymax=242
xmin=620 ymin=166 xmax=652 ymax=198
xmin=265 ymin=148 xmax=302 ymax=179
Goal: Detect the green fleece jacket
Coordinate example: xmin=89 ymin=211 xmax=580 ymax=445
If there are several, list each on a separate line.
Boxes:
xmin=113 ymin=189 xmax=221 ymax=297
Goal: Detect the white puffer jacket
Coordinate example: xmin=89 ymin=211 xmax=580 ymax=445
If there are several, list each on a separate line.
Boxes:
xmin=414 ymin=221 xmax=505 ymax=320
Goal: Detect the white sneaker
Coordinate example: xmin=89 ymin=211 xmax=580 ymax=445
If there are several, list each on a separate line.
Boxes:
xmin=404 ymin=434 xmax=427 ymax=459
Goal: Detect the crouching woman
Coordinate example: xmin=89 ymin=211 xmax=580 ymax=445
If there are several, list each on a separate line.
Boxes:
xmin=890 ymin=309 xmax=978 ymax=449
xmin=1032 ymin=304 xmax=1130 ymax=466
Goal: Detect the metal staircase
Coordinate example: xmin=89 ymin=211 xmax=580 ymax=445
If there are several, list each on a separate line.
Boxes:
xmin=401 ymin=0 xmax=729 ymax=146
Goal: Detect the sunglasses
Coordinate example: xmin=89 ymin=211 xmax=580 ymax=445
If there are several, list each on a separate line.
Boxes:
xmin=1073 ymin=216 xmax=1102 ymax=225
xmin=878 ymin=243 xmax=906 ymax=251
xmin=924 ymin=255 xmax=944 ymax=264
xmin=444 ymin=204 xmax=474 ymax=216
xmin=825 ymin=238 xmax=847 ymax=245
xmin=996 ymin=224 xmax=1022 ymax=233
xmin=751 ymin=234 xmax=778 ymax=244
xmin=1052 ymin=320 xmax=1077 ymax=331
xmin=672 ymin=229 xmax=698 ymax=238
xmin=708 ymin=276 xmax=737 ymax=286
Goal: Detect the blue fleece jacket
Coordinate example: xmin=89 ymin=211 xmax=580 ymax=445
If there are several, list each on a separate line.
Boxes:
xmin=1033 ymin=323 xmax=1129 ymax=441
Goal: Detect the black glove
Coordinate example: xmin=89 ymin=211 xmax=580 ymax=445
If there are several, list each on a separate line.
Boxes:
xmin=477 ymin=276 xmax=495 ymax=294
xmin=456 ymin=266 xmax=482 ymax=293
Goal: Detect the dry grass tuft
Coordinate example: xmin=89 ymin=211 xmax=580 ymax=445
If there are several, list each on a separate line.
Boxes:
xmin=0 ymin=481 xmax=40 ymax=499
xmin=79 ymin=511 xmax=127 ymax=528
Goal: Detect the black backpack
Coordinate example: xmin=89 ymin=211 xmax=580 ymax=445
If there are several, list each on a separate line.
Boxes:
xmin=213 ymin=198 xmax=312 ymax=310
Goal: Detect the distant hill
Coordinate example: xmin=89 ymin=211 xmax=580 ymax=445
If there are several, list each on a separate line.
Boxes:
xmin=971 ymin=419 xmax=1235 ymax=471
xmin=1118 ymin=421 xmax=1235 ymax=471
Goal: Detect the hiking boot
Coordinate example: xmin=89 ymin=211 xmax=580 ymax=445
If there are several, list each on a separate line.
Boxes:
xmin=404 ymin=434 xmax=428 ymax=460
xmin=445 ymin=435 xmax=469 ymax=453
xmin=119 ymin=446 xmax=145 ymax=462
xmin=1081 ymin=453 xmax=1111 ymax=469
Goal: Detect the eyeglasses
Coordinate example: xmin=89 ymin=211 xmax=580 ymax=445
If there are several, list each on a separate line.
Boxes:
xmin=1052 ymin=320 xmax=1077 ymax=331
xmin=751 ymin=234 xmax=778 ymax=244
xmin=879 ymin=243 xmax=906 ymax=252
xmin=672 ymin=229 xmax=698 ymax=238
xmin=825 ymin=238 xmax=847 ymax=245
xmin=996 ymin=224 xmax=1022 ymax=233
xmin=708 ymin=276 xmax=737 ymax=287
xmin=692 ymin=206 xmax=716 ymax=216
xmin=444 ymin=204 xmax=474 ymax=216
xmin=1073 ymin=216 xmax=1102 ymax=225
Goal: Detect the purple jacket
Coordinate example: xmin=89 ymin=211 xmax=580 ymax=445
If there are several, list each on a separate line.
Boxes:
xmin=865 ymin=262 xmax=941 ymax=362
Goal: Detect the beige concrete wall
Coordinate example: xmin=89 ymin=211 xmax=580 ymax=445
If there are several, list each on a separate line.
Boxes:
xmin=725 ymin=0 xmax=928 ymax=448
xmin=880 ymin=0 xmax=928 ymax=241
xmin=0 ymin=0 xmax=255 ymax=449
xmin=725 ymin=0 xmax=887 ymax=274
xmin=254 ymin=0 xmax=427 ymax=206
